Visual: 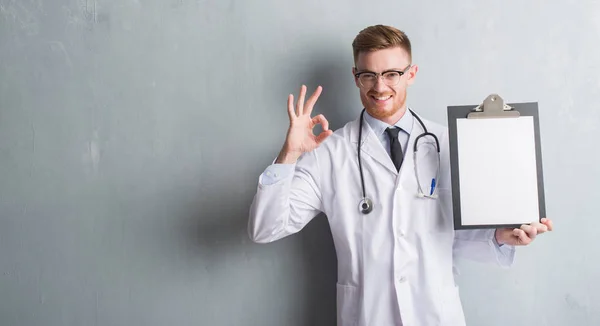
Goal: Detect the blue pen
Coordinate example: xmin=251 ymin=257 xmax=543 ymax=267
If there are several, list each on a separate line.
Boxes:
xmin=430 ymin=178 xmax=436 ymax=195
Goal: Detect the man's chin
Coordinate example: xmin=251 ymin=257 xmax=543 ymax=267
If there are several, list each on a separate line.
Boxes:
xmin=366 ymin=106 xmax=397 ymax=119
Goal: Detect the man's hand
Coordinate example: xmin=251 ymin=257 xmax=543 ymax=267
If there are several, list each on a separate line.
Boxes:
xmin=495 ymin=218 xmax=554 ymax=246
xmin=275 ymin=85 xmax=333 ymax=164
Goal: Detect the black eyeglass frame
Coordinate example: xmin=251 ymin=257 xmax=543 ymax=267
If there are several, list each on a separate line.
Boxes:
xmin=353 ymin=64 xmax=412 ymax=87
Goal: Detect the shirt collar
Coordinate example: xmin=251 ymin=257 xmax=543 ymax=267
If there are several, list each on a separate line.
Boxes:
xmin=363 ymin=108 xmax=414 ymax=136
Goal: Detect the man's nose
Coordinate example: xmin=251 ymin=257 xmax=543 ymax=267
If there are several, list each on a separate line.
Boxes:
xmin=373 ymin=76 xmax=388 ymax=92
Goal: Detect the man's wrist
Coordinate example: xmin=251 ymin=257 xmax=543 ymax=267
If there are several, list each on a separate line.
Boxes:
xmin=275 ymin=149 xmax=301 ymax=164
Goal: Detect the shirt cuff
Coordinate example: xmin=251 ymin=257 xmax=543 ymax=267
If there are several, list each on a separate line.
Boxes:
xmin=258 ymin=163 xmax=295 ymax=185
xmin=492 ymin=230 xmax=503 ymax=247
xmin=491 ymin=229 xmax=515 ymax=267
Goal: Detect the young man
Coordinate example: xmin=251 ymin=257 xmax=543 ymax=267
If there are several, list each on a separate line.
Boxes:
xmin=248 ymin=25 xmax=553 ymax=326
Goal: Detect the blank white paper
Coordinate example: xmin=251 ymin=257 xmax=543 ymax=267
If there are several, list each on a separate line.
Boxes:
xmin=456 ymin=116 xmax=540 ymax=226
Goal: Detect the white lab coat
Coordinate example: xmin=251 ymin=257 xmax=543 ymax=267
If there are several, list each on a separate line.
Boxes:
xmin=248 ymin=111 xmax=515 ymax=326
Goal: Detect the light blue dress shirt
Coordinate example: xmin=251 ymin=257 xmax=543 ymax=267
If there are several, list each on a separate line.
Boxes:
xmin=260 ymin=109 xmax=414 ymax=185
xmin=362 ymin=109 xmax=413 ymax=158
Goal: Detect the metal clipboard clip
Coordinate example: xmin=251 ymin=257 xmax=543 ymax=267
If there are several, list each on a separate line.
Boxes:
xmin=467 ymin=94 xmax=521 ymax=119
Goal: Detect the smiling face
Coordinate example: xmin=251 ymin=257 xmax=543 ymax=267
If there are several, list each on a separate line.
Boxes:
xmin=353 ymin=46 xmax=418 ymax=125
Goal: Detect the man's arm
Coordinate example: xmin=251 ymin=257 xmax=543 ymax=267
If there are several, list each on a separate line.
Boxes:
xmin=452 ymin=229 xmax=516 ymax=267
xmin=248 ymin=85 xmax=332 ymax=243
xmin=248 ymin=151 xmax=322 ymax=243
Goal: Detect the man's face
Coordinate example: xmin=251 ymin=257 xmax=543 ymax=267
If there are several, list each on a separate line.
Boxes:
xmin=353 ymin=47 xmax=417 ymax=123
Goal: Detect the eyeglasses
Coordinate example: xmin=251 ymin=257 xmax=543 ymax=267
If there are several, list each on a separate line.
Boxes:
xmin=354 ymin=64 xmax=412 ymax=88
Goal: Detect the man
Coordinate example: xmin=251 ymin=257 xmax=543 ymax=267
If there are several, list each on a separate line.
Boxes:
xmin=248 ymin=25 xmax=553 ymax=326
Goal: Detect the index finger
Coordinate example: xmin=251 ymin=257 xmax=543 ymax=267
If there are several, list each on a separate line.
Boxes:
xmin=304 ymin=86 xmax=323 ymax=115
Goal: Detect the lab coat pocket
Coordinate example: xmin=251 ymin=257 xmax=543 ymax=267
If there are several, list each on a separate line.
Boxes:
xmin=429 ymin=188 xmax=453 ymax=233
xmin=413 ymin=188 xmax=451 ymax=234
xmin=336 ymin=283 xmax=359 ymax=326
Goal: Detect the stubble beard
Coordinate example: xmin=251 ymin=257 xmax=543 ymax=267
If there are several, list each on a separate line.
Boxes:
xmin=362 ymin=94 xmax=407 ymax=121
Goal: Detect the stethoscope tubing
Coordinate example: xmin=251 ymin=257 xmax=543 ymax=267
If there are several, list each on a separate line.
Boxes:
xmin=357 ymin=108 xmax=440 ymax=214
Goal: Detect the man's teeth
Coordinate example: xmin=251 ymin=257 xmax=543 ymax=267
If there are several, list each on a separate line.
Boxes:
xmin=374 ymin=96 xmax=392 ymax=100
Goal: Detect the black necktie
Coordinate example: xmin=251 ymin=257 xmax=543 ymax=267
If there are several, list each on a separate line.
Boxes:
xmin=385 ymin=127 xmax=403 ymax=172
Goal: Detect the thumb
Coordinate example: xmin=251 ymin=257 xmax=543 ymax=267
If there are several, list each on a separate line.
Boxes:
xmin=315 ymin=130 xmax=333 ymax=145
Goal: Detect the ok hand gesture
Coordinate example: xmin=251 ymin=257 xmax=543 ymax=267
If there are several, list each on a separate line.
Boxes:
xmin=276 ymin=85 xmax=333 ymax=164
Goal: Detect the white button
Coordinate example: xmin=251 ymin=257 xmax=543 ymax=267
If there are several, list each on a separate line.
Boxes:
xmin=274 ymin=173 xmax=278 ymax=177
xmin=399 ymin=230 xmax=405 ymax=237
xmin=266 ymin=171 xmax=272 ymax=176
xmin=397 ymin=276 xmax=406 ymax=283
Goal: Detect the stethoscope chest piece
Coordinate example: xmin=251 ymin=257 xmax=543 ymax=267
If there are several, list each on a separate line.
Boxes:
xmin=359 ymin=197 xmax=373 ymax=214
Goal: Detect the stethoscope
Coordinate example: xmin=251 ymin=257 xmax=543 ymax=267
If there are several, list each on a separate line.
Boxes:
xmin=357 ymin=108 xmax=441 ymax=214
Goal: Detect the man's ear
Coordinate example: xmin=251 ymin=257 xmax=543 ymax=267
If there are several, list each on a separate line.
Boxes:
xmin=352 ymin=67 xmax=360 ymax=88
xmin=407 ymin=64 xmax=418 ymax=86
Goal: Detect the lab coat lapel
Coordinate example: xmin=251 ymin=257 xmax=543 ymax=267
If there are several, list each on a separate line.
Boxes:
xmin=350 ymin=114 xmax=398 ymax=175
xmin=399 ymin=114 xmax=419 ymax=185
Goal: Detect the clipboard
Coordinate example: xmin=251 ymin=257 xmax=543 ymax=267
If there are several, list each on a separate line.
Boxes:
xmin=447 ymin=94 xmax=546 ymax=230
